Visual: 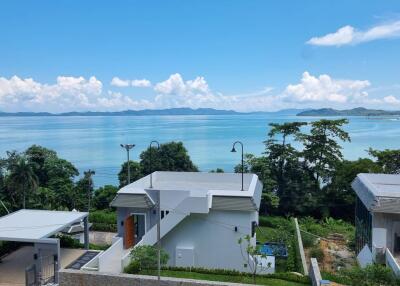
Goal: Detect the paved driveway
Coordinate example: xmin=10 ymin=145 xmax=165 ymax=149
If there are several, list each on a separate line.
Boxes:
xmin=0 ymin=246 xmax=85 ymax=286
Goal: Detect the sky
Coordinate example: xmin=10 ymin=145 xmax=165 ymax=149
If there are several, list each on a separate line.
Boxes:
xmin=0 ymin=1 xmax=400 ymax=112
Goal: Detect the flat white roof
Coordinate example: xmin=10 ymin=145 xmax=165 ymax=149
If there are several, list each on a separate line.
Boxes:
xmin=118 ymin=171 xmax=257 ymax=197
xmin=0 ymin=209 xmax=88 ymax=243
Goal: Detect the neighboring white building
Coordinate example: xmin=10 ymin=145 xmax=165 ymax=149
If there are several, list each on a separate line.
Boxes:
xmin=92 ymin=171 xmax=265 ymax=273
xmin=352 ymin=173 xmax=400 ymax=274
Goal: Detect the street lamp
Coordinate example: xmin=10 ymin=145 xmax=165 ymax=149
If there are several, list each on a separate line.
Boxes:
xmin=149 ymin=140 xmax=160 ymax=189
xmin=231 ymin=141 xmax=244 ymax=191
xmin=148 ymin=140 xmax=161 ymax=284
xmin=120 ymin=144 xmax=135 ymax=185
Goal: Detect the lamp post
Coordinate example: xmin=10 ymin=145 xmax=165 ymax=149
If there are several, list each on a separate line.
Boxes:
xmin=231 ymin=141 xmax=244 ymax=191
xmin=120 ymin=144 xmax=135 ymax=185
xmin=84 ymin=169 xmax=95 ymax=212
xmin=149 ymin=140 xmax=160 ymax=189
xmin=148 ymin=140 xmax=161 ymax=284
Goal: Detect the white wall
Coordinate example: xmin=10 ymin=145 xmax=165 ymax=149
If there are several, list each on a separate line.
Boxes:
xmin=98 ymin=237 xmax=124 ymax=273
xmin=161 ymin=209 xmax=258 ymax=272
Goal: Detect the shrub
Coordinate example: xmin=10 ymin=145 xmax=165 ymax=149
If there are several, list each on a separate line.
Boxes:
xmin=124 ymin=260 xmax=141 ymax=274
xmin=89 ymin=210 xmax=117 ymax=224
xmin=57 ymin=234 xmax=81 ymax=248
xmin=301 ymin=232 xmax=316 ymax=248
xmin=309 ymin=246 xmax=324 ymax=262
xmin=342 ymin=264 xmax=400 ymax=286
xmin=129 ymin=245 xmax=169 ymax=270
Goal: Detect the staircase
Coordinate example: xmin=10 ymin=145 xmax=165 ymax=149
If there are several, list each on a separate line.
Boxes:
xmin=121 ymin=194 xmax=210 ymax=268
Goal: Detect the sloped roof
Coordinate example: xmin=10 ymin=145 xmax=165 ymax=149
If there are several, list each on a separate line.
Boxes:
xmin=352 ymin=173 xmax=400 ymax=213
xmin=0 ymin=209 xmax=88 ymax=242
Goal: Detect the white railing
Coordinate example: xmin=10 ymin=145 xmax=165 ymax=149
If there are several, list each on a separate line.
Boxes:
xmin=386 ymin=248 xmax=400 ymax=277
xmin=98 ymin=237 xmax=124 ymax=273
xmin=81 ymin=251 xmax=103 ymax=271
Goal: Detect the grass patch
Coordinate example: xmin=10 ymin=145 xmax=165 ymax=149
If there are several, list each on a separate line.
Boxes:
xmin=140 ymin=270 xmax=309 ymax=286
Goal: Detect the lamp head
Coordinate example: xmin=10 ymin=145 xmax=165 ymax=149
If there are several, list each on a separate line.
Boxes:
xmin=120 ymin=144 xmax=124 ymax=148
xmin=231 ymin=146 xmax=237 ymax=153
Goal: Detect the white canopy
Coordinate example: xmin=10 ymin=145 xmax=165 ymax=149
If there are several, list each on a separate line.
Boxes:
xmin=0 ymin=209 xmax=88 ymax=243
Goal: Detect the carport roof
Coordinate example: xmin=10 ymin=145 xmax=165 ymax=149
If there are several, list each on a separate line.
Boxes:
xmin=0 ymin=209 xmax=88 ymax=243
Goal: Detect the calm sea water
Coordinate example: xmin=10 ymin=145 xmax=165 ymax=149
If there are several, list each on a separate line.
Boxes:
xmin=1 ymin=115 xmax=399 ymax=186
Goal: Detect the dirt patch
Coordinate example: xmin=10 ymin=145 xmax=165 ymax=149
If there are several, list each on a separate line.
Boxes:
xmin=307 ymin=239 xmax=355 ymax=273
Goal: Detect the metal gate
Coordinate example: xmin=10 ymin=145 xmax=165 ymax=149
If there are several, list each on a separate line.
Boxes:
xmin=25 ymin=254 xmax=58 ymax=286
xmin=38 ymin=254 xmax=57 ymax=285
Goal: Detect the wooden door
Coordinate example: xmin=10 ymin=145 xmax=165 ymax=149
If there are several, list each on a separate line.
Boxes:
xmin=124 ymin=215 xmax=135 ymax=249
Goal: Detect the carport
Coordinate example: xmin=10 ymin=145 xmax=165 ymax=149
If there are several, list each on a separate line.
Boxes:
xmin=0 ymin=209 xmax=89 ymax=285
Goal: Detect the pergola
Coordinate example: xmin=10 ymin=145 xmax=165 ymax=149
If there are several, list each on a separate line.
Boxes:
xmin=0 ymin=209 xmax=89 ymax=283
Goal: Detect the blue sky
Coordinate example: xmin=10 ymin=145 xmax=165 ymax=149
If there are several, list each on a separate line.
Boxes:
xmin=0 ymin=1 xmax=400 ymax=112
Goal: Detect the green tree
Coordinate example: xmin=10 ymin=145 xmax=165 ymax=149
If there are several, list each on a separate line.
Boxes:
xmin=118 ymin=161 xmax=142 ymax=187
xmin=238 ymin=235 xmax=269 ymax=283
xmin=45 ymin=157 xmax=79 ymax=209
xmin=209 ymin=168 xmax=224 ymax=173
xmin=302 ymin=119 xmax=350 ymax=183
xmin=322 ymin=158 xmax=380 ymax=220
xmin=368 ymin=148 xmax=400 ymax=174
xmin=93 ymin=185 xmax=118 ymax=210
xmin=74 ymin=169 xmax=95 ymax=211
xmin=30 ymin=187 xmax=56 ymax=210
xmin=235 ymin=154 xmax=278 ymax=213
xmin=7 ymin=156 xmax=38 ymax=208
xmin=264 ymin=122 xmax=317 ymax=215
xmin=25 ymin=145 xmax=57 ymax=186
xmin=140 ymin=141 xmax=198 ymax=175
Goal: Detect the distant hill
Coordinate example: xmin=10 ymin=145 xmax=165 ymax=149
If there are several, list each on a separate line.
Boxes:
xmin=0 ymin=108 xmax=307 ymax=117
xmin=297 ymin=107 xmax=400 ymax=117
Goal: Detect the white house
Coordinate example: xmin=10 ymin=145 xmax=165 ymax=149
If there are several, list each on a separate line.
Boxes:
xmin=352 ymin=173 xmax=400 ymax=275
xmin=92 ymin=171 xmax=265 ymax=273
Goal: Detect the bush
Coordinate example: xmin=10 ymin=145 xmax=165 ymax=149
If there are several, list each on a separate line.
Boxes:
xmin=341 ymin=264 xmax=400 ymax=286
xmin=56 ymin=234 xmax=81 ymax=248
xmin=309 ymin=246 xmax=324 ymax=262
xmin=301 ymin=232 xmax=316 ymax=248
xmin=89 ymin=210 xmax=117 ymax=224
xmin=124 ymin=260 xmax=141 ymax=274
xmin=89 ymin=210 xmax=117 ymax=232
xmin=259 ymin=216 xmax=291 ymax=228
xmin=129 ymin=245 xmax=169 ymax=270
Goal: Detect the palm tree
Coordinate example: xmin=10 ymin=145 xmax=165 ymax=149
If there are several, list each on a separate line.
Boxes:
xmin=8 ymin=156 xmax=38 ymax=209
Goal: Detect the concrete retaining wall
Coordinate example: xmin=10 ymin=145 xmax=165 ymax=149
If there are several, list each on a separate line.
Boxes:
xmin=59 ymin=269 xmax=255 ymax=286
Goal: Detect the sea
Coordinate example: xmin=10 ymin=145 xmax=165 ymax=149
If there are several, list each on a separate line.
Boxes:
xmin=1 ymin=115 xmax=399 ymax=187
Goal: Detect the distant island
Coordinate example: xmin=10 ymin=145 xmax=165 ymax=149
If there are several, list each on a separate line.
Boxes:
xmin=297 ymin=107 xmax=400 ymax=117
xmin=0 ymin=108 xmax=308 ymax=117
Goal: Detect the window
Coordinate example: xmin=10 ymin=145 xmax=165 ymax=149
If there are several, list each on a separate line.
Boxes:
xmin=355 ymin=197 xmax=372 ymax=254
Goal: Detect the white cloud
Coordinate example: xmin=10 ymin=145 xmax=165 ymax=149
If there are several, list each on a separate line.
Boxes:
xmin=0 ymin=75 xmax=102 ymax=111
xmin=307 ymin=20 xmax=400 ymax=46
xmin=110 ymin=77 xmax=130 ymax=87
xmin=131 ymin=79 xmax=151 ymax=87
xmin=111 ymin=77 xmax=151 ymax=88
xmin=383 ymin=95 xmax=400 ymax=104
xmin=0 ymin=72 xmax=398 ymax=112
xmin=284 ymin=72 xmax=370 ymax=103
